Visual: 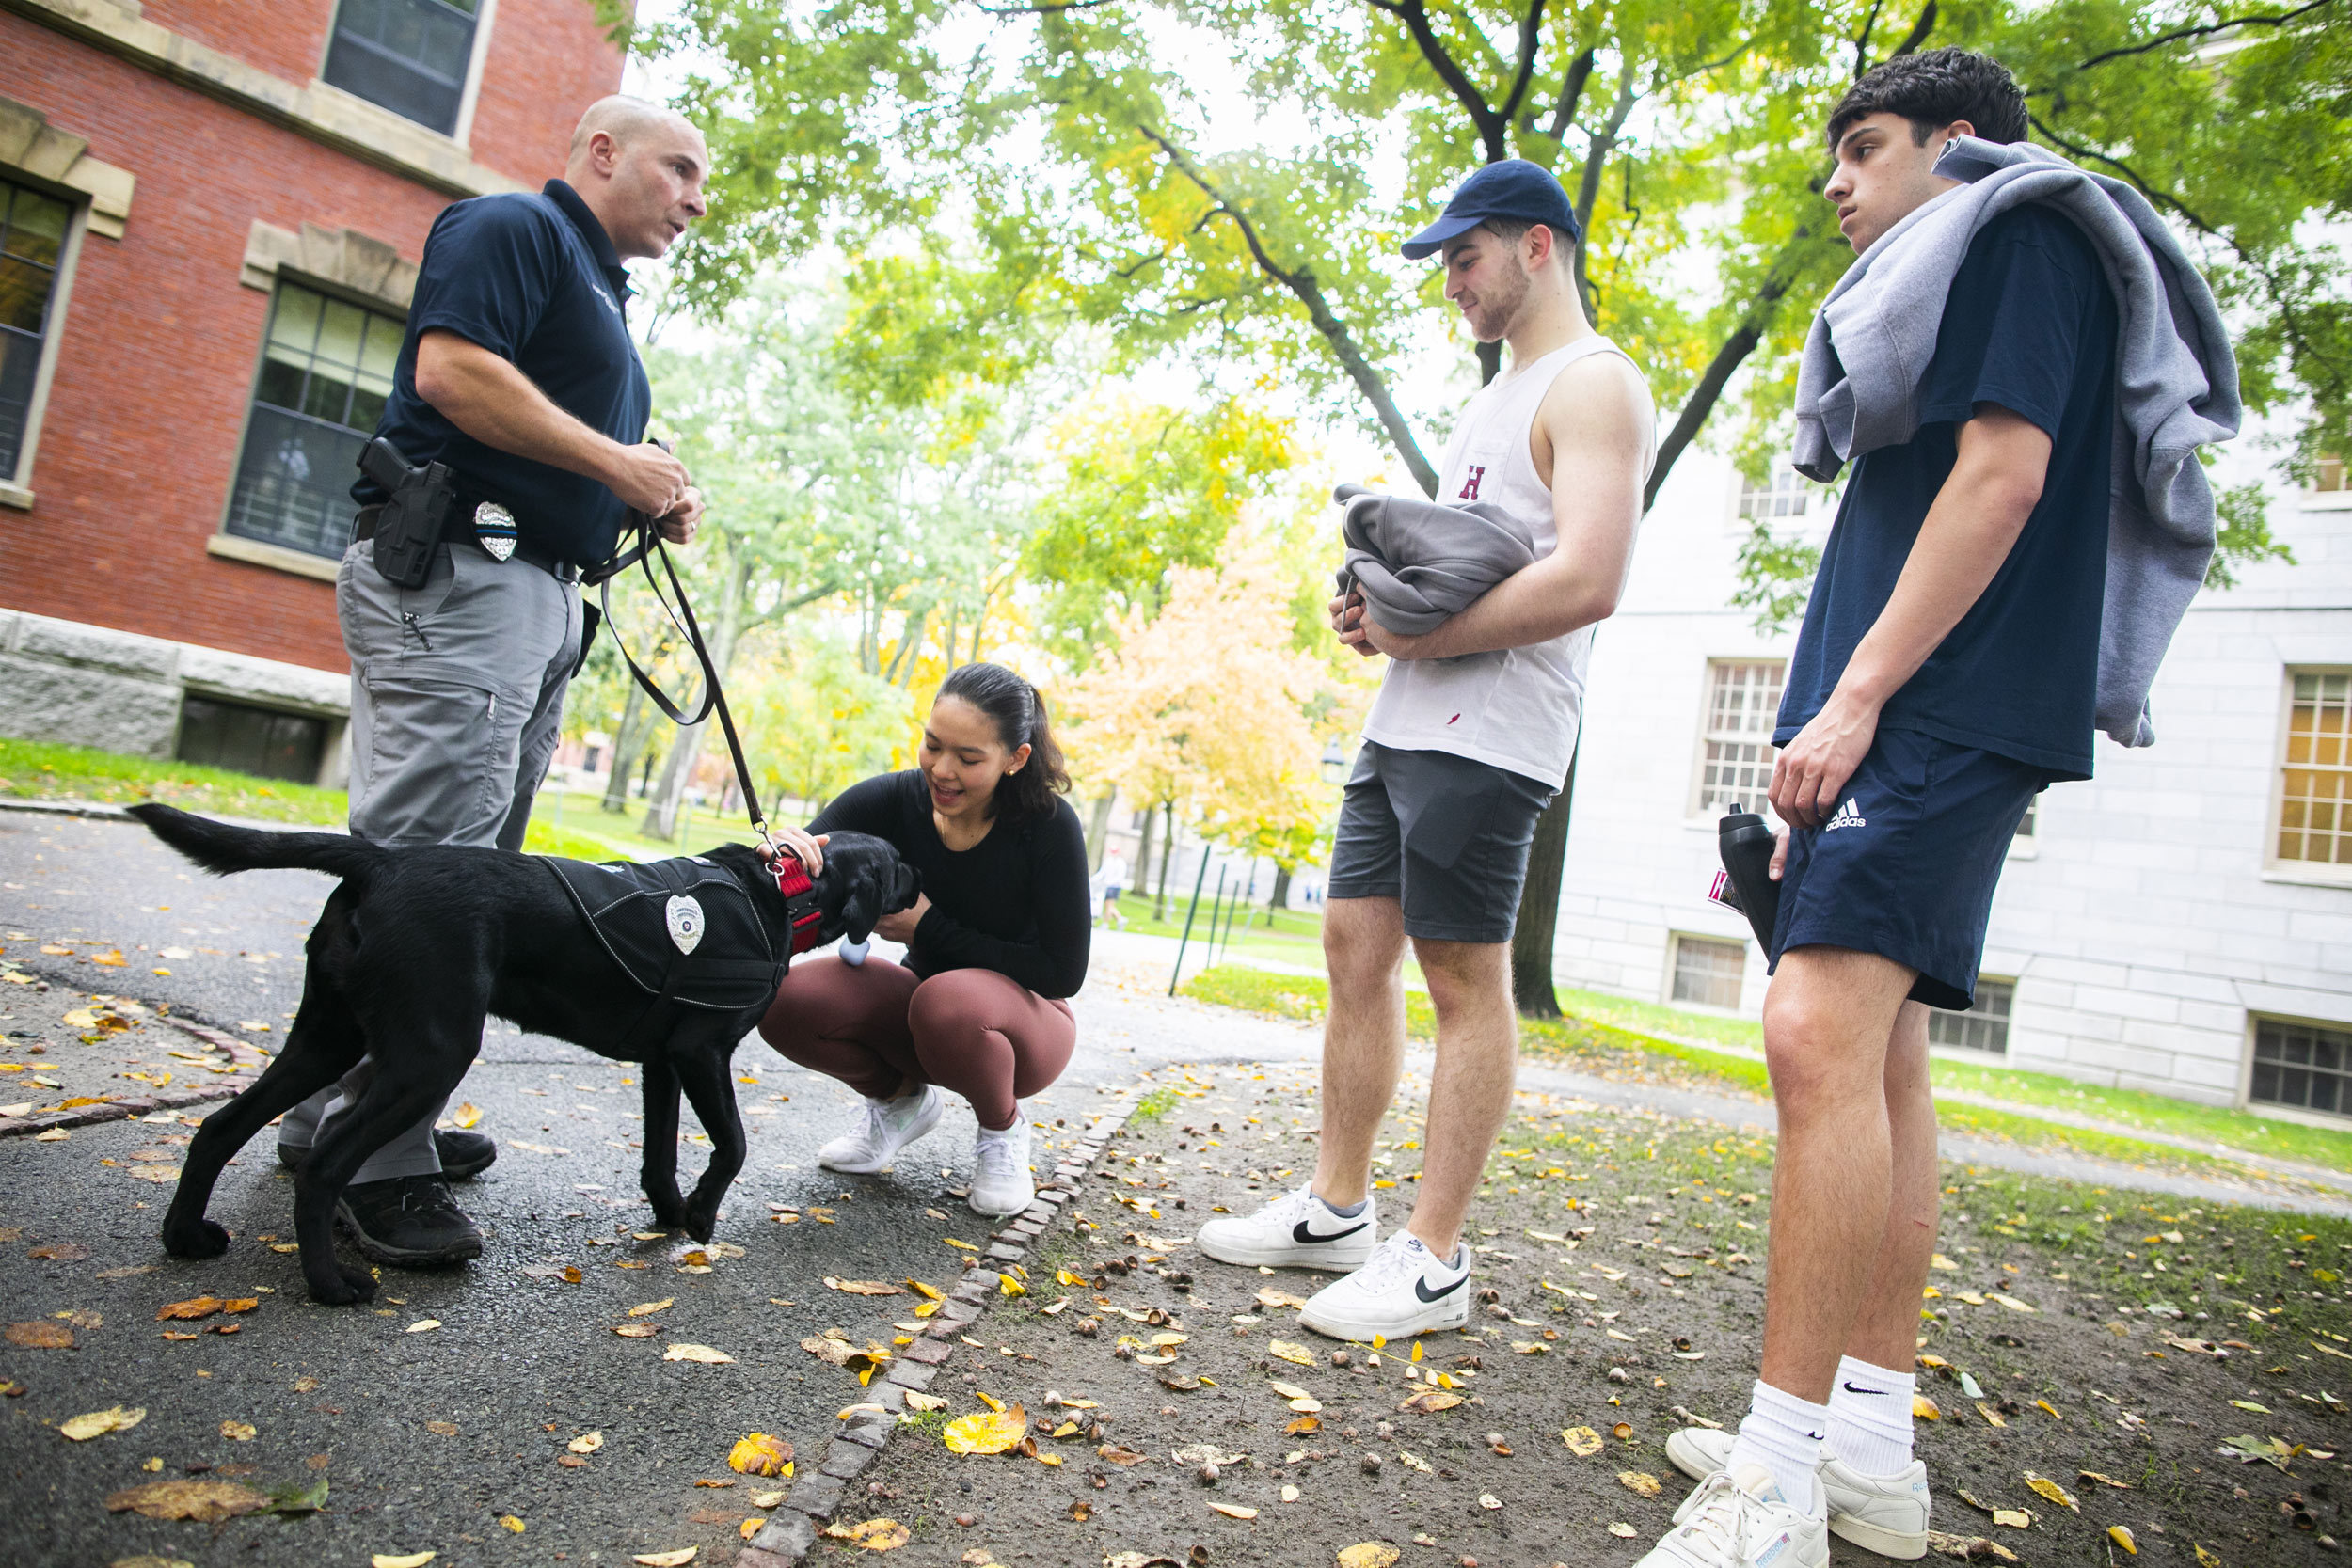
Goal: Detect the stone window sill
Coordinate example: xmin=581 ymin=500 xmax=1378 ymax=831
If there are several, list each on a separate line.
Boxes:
xmin=0 ymin=480 xmax=31 ymax=511
xmin=206 ymin=533 xmax=340 ymax=582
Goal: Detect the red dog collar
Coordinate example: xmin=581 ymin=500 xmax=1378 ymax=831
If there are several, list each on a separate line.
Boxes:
xmin=770 ymin=854 xmax=825 ymax=955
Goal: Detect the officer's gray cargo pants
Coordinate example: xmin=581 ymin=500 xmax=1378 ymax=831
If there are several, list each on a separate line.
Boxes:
xmin=278 ymin=539 xmax=581 ymax=1182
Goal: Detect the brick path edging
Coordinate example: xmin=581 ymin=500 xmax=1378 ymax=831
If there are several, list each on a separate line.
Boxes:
xmin=737 ymin=1094 xmax=1143 ymax=1567
xmin=0 ymin=1011 xmax=269 ymax=1137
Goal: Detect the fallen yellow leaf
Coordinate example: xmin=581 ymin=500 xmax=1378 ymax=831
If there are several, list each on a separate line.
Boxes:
xmin=1913 ymin=1394 xmax=1941 ymax=1420
xmin=452 ymin=1102 xmax=482 ymax=1129
xmin=943 ymin=1404 xmax=1028 ymax=1455
xmin=1337 ymin=1544 xmax=1401 ymax=1568
xmin=999 ymin=1275 xmax=1026 ymax=1297
xmin=2109 ymin=1525 xmax=2137 ymax=1555
xmin=631 ymin=1551 xmax=696 ymax=1567
xmin=219 ymin=1420 xmax=257 ymax=1442
xmin=1563 ymin=1426 xmax=1604 ymax=1456
xmin=405 ymin=1320 xmax=439 ymax=1334
xmin=825 ymin=1517 xmax=910 ymax=1550
xmin=1618 ymin=1471 xmax=1662 ymax=1497
xmin=728 ymin=1433 xmax=793 ymax=1476
xmin=663 ymin=1343 xmax=735 ymax=1364
xmin=567 ymin=1432 xmax=603 ymax=1455
xmin=157 ymin=1296 xmax=224 ymax=1322
xmin=1209 ymin=1502 xmax=1259 ymax=1519
xmin=60 ymin=1405 xmax=146 ymax=1441
xmin=628 ymin=1298 xmax=675 ymax=1318
xmin=373 ymin=1555 xmax=437 ymax=1568
xmin=2023 ymin=1472 xmax=2079 ymax=1513
xmin=500 ymin=1515 xmax=526 ymax=1533
xmin=1268 ymin=1339 xmax=1316 ymax=1367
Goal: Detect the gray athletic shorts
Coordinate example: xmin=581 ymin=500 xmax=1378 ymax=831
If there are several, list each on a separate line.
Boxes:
xmin=1327 ymin=740 xmax=1555 ymax=943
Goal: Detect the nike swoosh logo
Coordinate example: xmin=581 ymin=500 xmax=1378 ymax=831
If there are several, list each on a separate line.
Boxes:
xmin=1293 ymin=1219 xmax=1369 ymax=1245
xmin=1841 ymin=1382 xmax=1887 ymax=1396
xmin=1414 ymin=1274 xmax=1466 ymax=1303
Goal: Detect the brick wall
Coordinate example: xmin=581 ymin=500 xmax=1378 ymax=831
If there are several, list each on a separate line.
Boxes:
xmin=137 ymin=0 xmax=335 ymax=87
xmin=0 ymin=3 xmax=618 ymax=676
xmin=469 ymin=0 xmax=627 ymax=184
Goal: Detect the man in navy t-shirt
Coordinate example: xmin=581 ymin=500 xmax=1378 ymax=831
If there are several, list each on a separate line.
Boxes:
xmin=1638 ymin=51 xmax=2120 ymax=1568
xmin=274 ymin=99 xmax=710 ymax=1272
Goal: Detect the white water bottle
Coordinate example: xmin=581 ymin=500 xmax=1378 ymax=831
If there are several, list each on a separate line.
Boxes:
xmin=839 ymin=937 xmax=869 ymax=966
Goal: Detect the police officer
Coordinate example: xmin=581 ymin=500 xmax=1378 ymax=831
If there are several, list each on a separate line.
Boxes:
xmin=274 ymin=96 xmax=710 ymax=1267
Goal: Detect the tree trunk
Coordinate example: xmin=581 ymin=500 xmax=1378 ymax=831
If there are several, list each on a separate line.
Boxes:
xmin=1132 ymin=798 xmax=1156 ymax=916
xmin=643 ymin=545 xmax=749 ymax=841
xmin=1268 ymin=864 xmax=1292 ymax=927
xmin=1085 ymin=792 xmax=1115 ymax=871
xmin=600 ymin=681 xmax=651 ymax=813
xmin=1153 ymin=801 xmax=1176 ymax=922
xmin=1510 ymin=747 xmax=1577 ymax=1019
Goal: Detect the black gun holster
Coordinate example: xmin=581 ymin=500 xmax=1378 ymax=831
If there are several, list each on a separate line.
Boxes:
xmin=357 ymin=436 xmax=456 ymax=591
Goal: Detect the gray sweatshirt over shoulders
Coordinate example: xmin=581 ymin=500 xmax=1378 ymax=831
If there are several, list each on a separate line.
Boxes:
xmin=1791 ymin=135 xmax=2240 ymax=749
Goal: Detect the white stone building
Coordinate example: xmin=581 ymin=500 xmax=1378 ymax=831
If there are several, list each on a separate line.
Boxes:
xmin=1551 ymin=445 xmax=2352 ymax=1121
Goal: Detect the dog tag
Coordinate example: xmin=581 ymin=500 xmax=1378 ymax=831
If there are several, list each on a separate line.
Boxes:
xmin=664 ymin=895 xmax=705 ymax=955
xmin=474 ymin=501 xmax=518 ymax=562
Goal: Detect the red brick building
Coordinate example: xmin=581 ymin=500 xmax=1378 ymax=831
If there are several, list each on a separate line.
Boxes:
xmin=0 ymin=0 xmax=622 ymax=782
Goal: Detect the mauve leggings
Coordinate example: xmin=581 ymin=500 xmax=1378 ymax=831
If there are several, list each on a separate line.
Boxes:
xmin=756 ymin=956 xmax=1075 ymax=1131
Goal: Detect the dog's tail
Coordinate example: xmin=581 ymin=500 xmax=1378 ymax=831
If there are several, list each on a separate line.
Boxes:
xmin=126 ymin=802 xmax=389 ymax=883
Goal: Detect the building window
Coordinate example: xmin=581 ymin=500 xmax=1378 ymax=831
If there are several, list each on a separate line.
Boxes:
xmin=1738 ymin=469 xmax=1812 ymax=520
xmin=321 ymin=0 xmax=483 ymax=137
xmin=1928 ymin=978 xmax=2013 ymax=1055
xmin=2250 ymin=1018 xmax=2350 ymax=1118
xmin=1696 ymin=660 xmax=1785 ymax=816
xmin=0 ymin=178 xmax=72 ymax=483
xmin=2278 ymin=672 xmax=2352 ymax=868
xmin=177 ymin=696 xmax=328 ymax=785
xmin=2015 ymin=798 xmax=2037 ymax=838
xmin=2314 ymin=452 xmax=2347 ymax=494
xmin=224 ymin=281 xmax=403 ymax=560
xmin=1670 ymin=935 xmax=1745 ymax=1010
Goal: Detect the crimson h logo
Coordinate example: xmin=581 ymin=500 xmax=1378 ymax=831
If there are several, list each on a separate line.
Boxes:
xmin=1459 ymin=465 xmax=1486 ymax=500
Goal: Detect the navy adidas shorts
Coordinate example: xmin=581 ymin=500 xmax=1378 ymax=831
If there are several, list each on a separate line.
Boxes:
xmin=1768 ymin=728 xmax=2045 ymax=1010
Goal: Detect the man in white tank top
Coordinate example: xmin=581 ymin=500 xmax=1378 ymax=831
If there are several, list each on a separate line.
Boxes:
xmin=1197 ymin=161 xmax=1655 ymax=1343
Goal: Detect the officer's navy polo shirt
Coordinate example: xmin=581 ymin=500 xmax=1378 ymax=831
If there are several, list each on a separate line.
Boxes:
xmin=356 ymin=179 xmax=652 ymax=569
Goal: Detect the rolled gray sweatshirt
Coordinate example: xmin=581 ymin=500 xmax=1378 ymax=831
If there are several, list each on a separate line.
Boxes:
xmin=1791 ymin=135 xmax=2240 ymax=749
xmin=1331 ymin=483 xmax=1536 ymax=637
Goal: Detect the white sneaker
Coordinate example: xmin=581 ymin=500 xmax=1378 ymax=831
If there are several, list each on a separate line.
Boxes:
xmin=1197 ymin=1183 xmax=1379 ymax=1271
xmin=968 ymin=1116 xmax=1035 ymax=1218
xmin=1638 ymin=1464 xmax=1830 ymax=1568
xmin=1296 ymin=1230 xmax=1470 ymax=1341
xmin=817 ymin=1085 xmax=942 ymax=1174
xmin=1667 ymin=1425 xmax=1931 ymax=1560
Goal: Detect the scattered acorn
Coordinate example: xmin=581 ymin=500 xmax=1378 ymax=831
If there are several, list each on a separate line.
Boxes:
xmin=1608 ymin=1366 xmax=1632 ymax=1384
xmin=1075 ymin=1317 xmax=1101 ymax=1338
xmin=1198 ymin=1462 xmax=1220 ymax=1484
xmin=955 ymin=1513 xmax=977 ymax=1527
xmin=1330 ymin=1350 xmax=1352 ymax=1368
xmin=1114 ymin=1342 xmax=1135 ymax=1360
xmin=1476 ymin=1287 xmax=1501 ymax=1304
xmin=1360 ymin=1454 xmax=1383 ymax=1475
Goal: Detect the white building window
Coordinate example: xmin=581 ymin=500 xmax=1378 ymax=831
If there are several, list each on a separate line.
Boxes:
xmin=1928 ymin=978 xmax=2012 ymax=1055
xmin=2250 ymin=1018 xmax=2350 ymax=1118
xmin=1670 ymin=935 xmax=1744 ymax=1010
xmin=1695 ymin=660 xmax=1785 ymax=816
xmin=2277 ymin=672 xmax=2352 ymax=868
xmin=2314 ymin=452 xmax=2347 ymax=493
xmin=1738 ymin=470 xmax=1812 ymax=519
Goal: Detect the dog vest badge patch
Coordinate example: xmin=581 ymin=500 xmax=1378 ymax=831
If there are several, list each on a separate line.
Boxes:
xmin=665 ymin=894 xmax=705 ymax=955
xmin=473 ymin=500 xmax=519 ymax=562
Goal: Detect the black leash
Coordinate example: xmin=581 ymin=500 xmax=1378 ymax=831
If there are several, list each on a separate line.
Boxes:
xmin=584 ymin=467 xmax=778 ymax=861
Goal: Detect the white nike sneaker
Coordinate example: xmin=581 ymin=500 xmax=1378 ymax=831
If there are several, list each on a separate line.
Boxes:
xmin=1666 ymin=1425 xmax=1931 ymax=1560
xmin=1197 ymin=1183 xmax=1379 ymax=1271
xmin=1296 ymin=1230 xmax=1470 ymax=1341
xmin=968 ymin=1116 xmax=1035 ymax=1218
xmin=1638 ymin=1464 xmax=1830 ymax=1568
xmin=817 ymin=1085 xmax=943 ymax=1174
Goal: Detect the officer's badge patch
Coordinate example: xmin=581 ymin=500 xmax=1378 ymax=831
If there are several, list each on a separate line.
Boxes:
xmin=664 ymin=895 xmax=705 ymax=955
xmin=473 ymin=501 xmax=519 ymax=562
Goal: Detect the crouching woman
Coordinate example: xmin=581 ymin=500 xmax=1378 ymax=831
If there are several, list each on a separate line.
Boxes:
xmin=758 ymin=662 xmax=1089 ymax=1217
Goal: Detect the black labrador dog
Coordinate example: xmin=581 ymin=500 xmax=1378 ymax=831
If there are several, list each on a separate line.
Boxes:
xmin=127 ymin=803 xmax=915 ymax=1306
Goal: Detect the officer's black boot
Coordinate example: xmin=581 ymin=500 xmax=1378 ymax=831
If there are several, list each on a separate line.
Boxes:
xmin=335 ymin=1174 xmax=485 ymax=1266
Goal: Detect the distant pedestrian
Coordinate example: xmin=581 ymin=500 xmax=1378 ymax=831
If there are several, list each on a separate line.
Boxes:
xmin=1097 ymin=847 xmax=1129 ymax=929
xmin=757 ymin=664 xmax=1090 ymax=1218
xmin=1197 ymin=157 xmax=1653 ymax=1343
xmin=1637 ymin=49 xmax=2234 ymax=1568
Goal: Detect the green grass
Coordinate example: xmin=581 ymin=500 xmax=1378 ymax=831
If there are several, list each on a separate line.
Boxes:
xmin=1177 ymin=962 xmax=2351 ymax=1183
xmin=1929 ymin=1054 xmax=2352 ymax=1171
xmin=1129 ymin=1085 xmax=1180 ymax=1123
xmin=2 ymin=736 xmax=630 ymax=863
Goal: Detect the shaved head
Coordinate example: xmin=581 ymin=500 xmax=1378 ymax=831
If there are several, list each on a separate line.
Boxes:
xmin=564 ymin=96 xmax=709 ymax=262
xmin=569 ymin=95 xmax=699 ymax=161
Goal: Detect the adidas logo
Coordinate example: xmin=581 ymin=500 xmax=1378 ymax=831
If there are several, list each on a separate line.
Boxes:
xmin=1824 ymin=797 xmax=1867 ymax=832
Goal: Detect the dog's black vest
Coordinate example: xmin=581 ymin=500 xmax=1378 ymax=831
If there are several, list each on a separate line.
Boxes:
xmin=545 ymin=855 xmax=787 ymax=1048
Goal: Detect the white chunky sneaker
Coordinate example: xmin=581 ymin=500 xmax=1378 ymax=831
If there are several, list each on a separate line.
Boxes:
xmin=968 ymin=1116 xmax=1035 ymax=1217
xmin=817 ymin=1085 xmax=942 ymax=1174
xmin=1667 ymin=1425 xmax=1931 ymax=1560
xmin=1638 ymin=1464 xmax=1830 ymax=1568
xmin=1196 ymin=1183 xmax=1379 ymax=1271
xmin=1297 ymin=1230 xmax=1470 ymax=1341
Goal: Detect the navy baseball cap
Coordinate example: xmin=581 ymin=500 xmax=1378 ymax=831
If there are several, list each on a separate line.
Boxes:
xmin=1402 ymin=159 xmax=1581 ymax=260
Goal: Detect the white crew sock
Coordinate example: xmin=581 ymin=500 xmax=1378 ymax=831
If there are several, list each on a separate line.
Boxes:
xmin=1725 ymin=1380 xmax=1829 ymax=1517
xmin=1825 ymin=1354 xmax=1916 ymax=1476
